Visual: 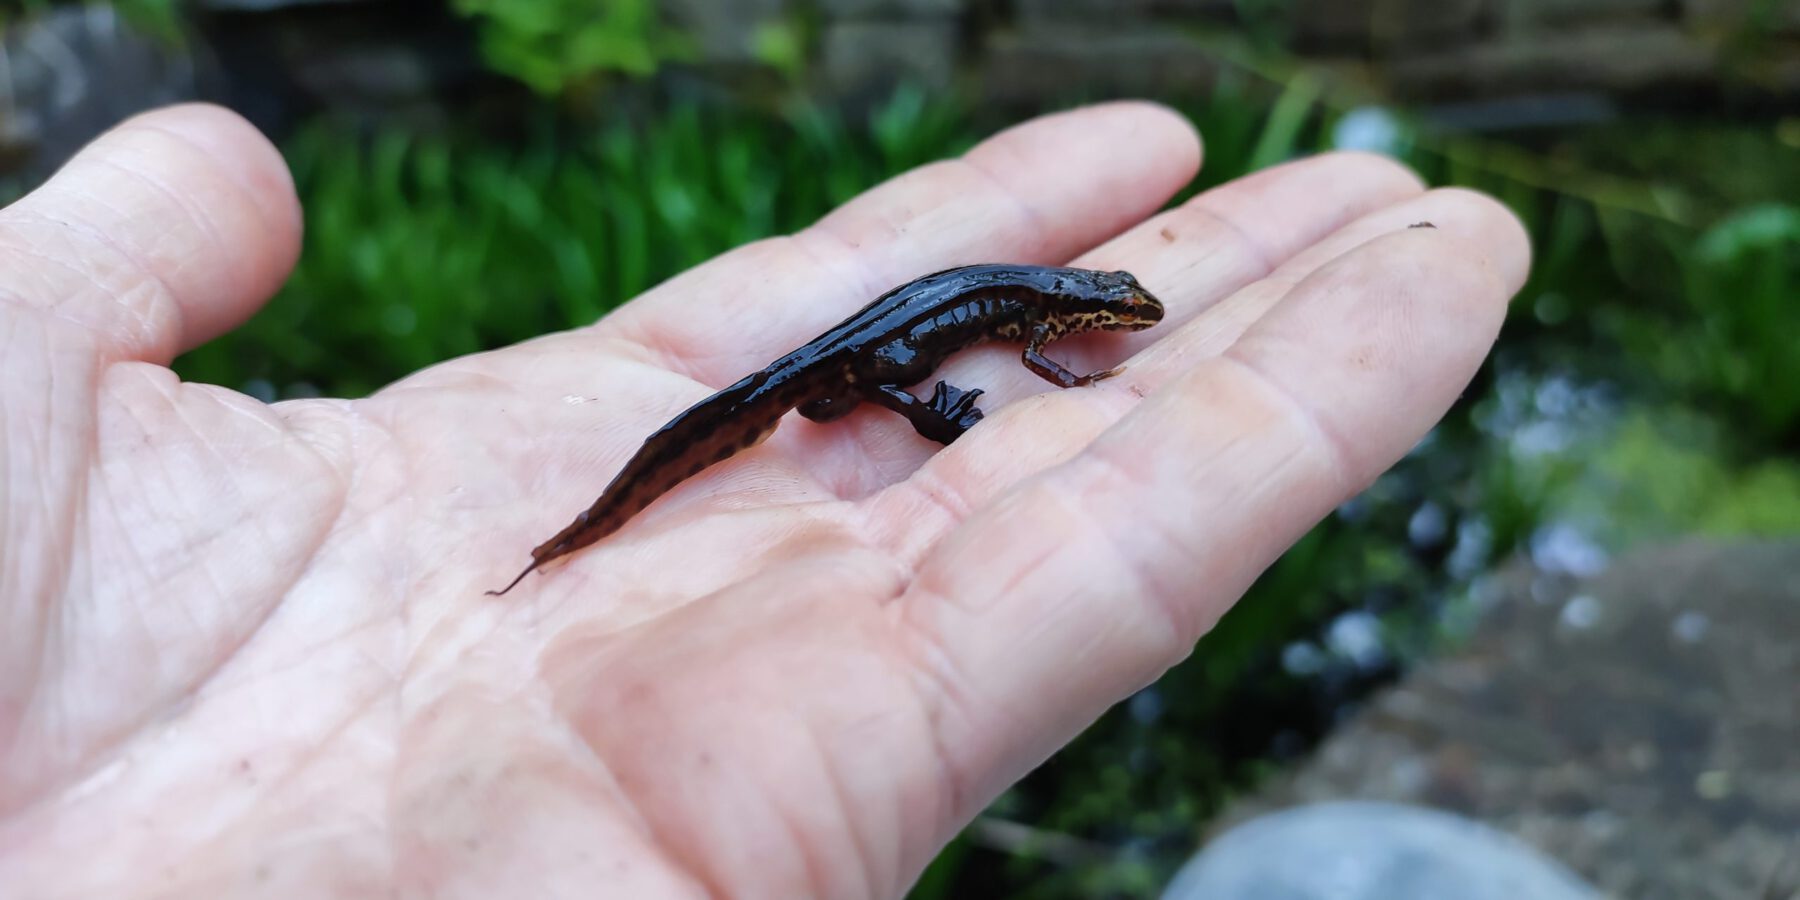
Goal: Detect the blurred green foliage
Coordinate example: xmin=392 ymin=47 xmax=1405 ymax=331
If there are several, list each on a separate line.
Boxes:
xmin=1228 ymin=0 xmax=1299 ymax=52
xmin=113 ymin=0 xmax=179 ymax=38
xmin=1535 ymin=119 xmax=1800 ymax=448
xmin=0 ymin=0 xmax=182 ymax=39
xmin=1661 ymin=205 xmax=1799 ymax=445
xmin=448 ymin=0 xmax=693 ymax=95
xmin=749 ymin=17 xmax=810 ymax=82
xmin=1565 ymin=408 xmax=1800 ymax=539
xmin=177 ymin=88 xmax=973 ymax=395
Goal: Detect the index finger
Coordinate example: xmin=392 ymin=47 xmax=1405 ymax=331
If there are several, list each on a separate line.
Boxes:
xmin=592 ymin=102 xmax=1204 ymax=387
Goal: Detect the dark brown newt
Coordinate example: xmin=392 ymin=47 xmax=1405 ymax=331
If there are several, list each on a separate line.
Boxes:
xmin=487 ymin=263 xmax=1165 ymax=595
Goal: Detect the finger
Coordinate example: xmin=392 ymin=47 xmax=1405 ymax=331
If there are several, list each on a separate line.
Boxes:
xmin=0 ymin=103 xmax=302 ymax=364
xmin=864 ymin=186 xmax=1526 ymax=549
xmin=1122 ymin=186 xmax=1533 ymax=382
xmin=898 ymin=225 xmax=1525 ymax=804
xmin=789 ymin=152 xmax=1426 ymax=499
xmin=1089 ymin=151 xmax=1426 ymax=334
xmin=965 ymin=151 xmax=1425 ymax=387
xmin=597 ymin=102 xmax=1203 ymax=385
xmin=951 ymin=151 xmax=1430 ymax=406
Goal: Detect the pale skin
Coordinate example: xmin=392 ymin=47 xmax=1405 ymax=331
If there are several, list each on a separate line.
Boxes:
xmin=0 ymin=102 xmax=1529 ymax=897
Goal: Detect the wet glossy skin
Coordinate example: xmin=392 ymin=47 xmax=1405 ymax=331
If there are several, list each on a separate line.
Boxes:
xmin=488 ymin=264 xmax=1165 ymax=595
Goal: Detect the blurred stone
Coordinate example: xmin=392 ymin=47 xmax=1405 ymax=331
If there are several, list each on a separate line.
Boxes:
xmin=1372 ymin=0 xmax=1488 ymax=49
xmin=1417 ymin=92 xmax=1621 ymax=132
xmin=822 ymin=19 xmax=959 ymax=96
xmin=1290 ymin=0 xmax=1493 ymax=52
xmin=2 ymin=0 xmax=1784 ymax=177
xmin=289 ymin=42 xmax=436 ymax=102
xmin=198 ymin=0 xmax=358 ymax=10
xmin=1499 ymin=0 xmax=1665 ymax=30
xmin=1682 ymin=0 xmax=1800 ymax=31
xmin=1164 ymin=802 xmax=1599 ymax=900
xmin=666 ymin=0 xmax=789 ymax=64
xmin=819 ymin=0 xmax=964 ymax=16
xmin=1389 ymin=24 xmax=1715 ymax=99
xmin=978 ymin=25 xmax=1223 ymax=107
xmin=1290 ymin=0 xmax=1378 ymax=49
xmin=1749 ymin=48 xmax=1800 ymax=93
xmin=0 ymin=5 xmax=201 ymax=182
xmin=1015 ymin=0 xmax=1235 ymax=18
xmin=237 ymin=4 xmax=484 ymax=132
xmin=1208 ymin=539 xmax=1800 ymax=900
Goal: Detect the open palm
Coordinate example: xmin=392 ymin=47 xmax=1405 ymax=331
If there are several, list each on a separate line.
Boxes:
xmin=0 ymin=103 xmax=1527 ymax=897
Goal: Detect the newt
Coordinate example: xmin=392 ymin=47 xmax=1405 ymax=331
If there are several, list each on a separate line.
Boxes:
xmin=488 ymin=264 xmax=1165 ymax=595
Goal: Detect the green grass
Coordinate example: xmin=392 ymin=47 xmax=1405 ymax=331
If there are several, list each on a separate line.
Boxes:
xmin=175 ymin=89 xmax=975 ymax=397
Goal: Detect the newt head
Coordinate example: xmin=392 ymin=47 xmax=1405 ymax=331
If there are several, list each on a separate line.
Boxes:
xmin=1049 ymin=268 xmax=1165 ymax=334
xmin=1104 ymin=270 xmax=1165 ymax=331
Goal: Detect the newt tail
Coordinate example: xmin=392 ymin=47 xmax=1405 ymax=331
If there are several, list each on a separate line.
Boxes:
xmin=486 ymin=370 xmax=793 ymax=595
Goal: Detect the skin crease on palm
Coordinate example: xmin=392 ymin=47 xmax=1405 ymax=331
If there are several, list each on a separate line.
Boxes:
xmin=0 ymin=100 xmax=1528 ymax=898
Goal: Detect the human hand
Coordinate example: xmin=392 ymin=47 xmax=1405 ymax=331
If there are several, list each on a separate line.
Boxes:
xmin=0 ymin=102 xmax=1528 ymax=897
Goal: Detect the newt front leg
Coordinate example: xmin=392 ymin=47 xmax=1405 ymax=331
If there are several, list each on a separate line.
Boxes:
xmin=1022 ymin=323 xmax=1123 ymax=388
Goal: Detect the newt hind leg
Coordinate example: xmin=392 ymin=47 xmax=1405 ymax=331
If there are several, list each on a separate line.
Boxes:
xmin=868 ymin=381 xmax=986 ymax=444
xmin=798 ymin=389 xmax=860 ymax=423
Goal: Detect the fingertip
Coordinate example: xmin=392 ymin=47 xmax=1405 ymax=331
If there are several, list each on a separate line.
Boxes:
xmin=1400 ymin=222 xmax=1511 ymax=313
xmin=1083 ymin=100 xmax=1205 ymax=184
xmin=1231 ymin=151 xmax=1427 ymax=215
xmin=968 ymin=99 xmax=1203 ymax=234
xmin=1319 ymin=150 xmax=1428 ymax=194
xmin=125 ymin=104 xmax=303 ymax=245
xmin=6 ymin=102 xmax=306 ymax=362
xmin=102 ymin=103 xmax=304 ymax=347
xmin=1184 ymin=151 xmax=1430 ymax=271
xmin=1241 ymin=226 xmax=1513 ymax=435
xmin=1084 ymin=100 xmax=1205 ymax=196
xmin=1425 ymin=187 xmax=1533 ymax=295
xmin=1373 ymin=224 xmax=1517 ymax=325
